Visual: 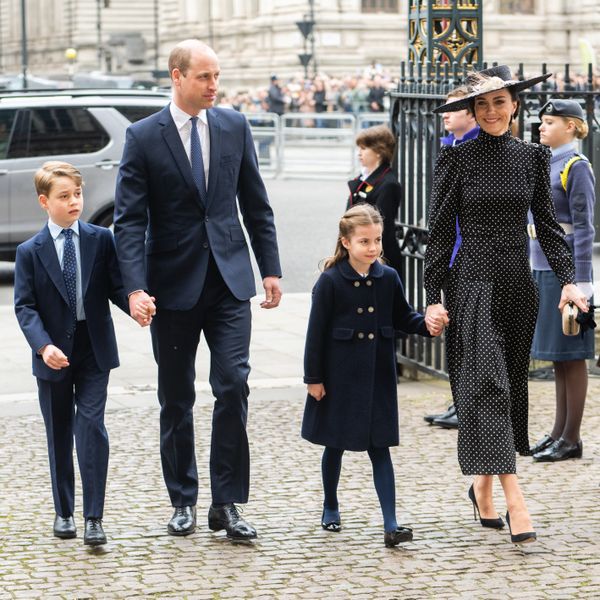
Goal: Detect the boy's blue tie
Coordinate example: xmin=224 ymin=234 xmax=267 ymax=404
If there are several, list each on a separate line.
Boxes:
xmin=190 ymin=116 xmax=207 ymax=198
xmin=62 ymin=228 xmax=77 ymax=318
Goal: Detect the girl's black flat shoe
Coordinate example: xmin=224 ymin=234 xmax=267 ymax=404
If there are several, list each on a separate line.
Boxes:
xmin=321 ymin=511 xmax=341 ymax=532
xmin=468 ymin=484 xmax=505 ymax=529
xmin=506 ymin=511 xmax=537 ymax=545
xmin=384 ymin=526 xmax=413 ymax=547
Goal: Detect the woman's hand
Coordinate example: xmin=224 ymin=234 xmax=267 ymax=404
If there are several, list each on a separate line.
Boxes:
xmin=307 ymin=383 xmax=326 ymax=401
xmin=425 ymin=304 xmax=449 ymax=336
xmin=559 ymin=283 xmax=589 ymax=313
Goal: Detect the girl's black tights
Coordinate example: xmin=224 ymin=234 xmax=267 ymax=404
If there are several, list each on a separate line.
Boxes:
xmin=321 ymin=445 xmax=398 ymax=532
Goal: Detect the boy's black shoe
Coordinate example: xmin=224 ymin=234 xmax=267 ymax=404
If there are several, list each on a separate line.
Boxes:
xmin=84 ymin=518 xmax=107 ymax=546
xmin=53 ymin=515 xmax=76 ymax=539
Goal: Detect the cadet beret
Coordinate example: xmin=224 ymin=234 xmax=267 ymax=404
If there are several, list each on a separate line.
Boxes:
xmin=539 ymin=99 xmax=585 ymax=120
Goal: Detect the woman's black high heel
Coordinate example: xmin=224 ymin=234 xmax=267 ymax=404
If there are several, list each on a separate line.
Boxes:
xmin=468 ymin=484 xmax=505 ymax=529
xmin=505 ymin=511 xmax=536 ymax=545
xmin=321 ymin=510 xmax=341 ymax=532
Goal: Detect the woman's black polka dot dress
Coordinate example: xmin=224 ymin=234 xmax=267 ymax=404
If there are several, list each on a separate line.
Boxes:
xmin=424 ymin=130 xmax=575 ymax=475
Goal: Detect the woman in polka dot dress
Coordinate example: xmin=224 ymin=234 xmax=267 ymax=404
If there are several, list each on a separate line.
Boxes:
xmin=424 ymin=66 xmax=589 ymax=545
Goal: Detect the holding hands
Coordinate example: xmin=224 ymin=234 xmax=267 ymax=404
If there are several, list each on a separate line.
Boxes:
xmin=129 ymin=291 xmax=157 ymax=327
xmin=425 ymin=303 xmax=449 ymax=337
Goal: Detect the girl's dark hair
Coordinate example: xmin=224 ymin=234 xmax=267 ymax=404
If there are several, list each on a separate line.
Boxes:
xmin=355 ymin=124 xmax=396 ymax=164
xmin=323 ymin=204 xmax=384 ymax=270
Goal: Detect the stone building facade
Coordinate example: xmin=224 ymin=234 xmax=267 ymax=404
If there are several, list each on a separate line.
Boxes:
xmin=0 ymin=0 xmax=599 ymax=88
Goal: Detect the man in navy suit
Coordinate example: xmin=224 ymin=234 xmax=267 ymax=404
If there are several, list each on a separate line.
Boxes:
xmin=114 ymin=39 xmax=282 ymax=540
xmin=14 ymin=161 xmax=128 ymax=546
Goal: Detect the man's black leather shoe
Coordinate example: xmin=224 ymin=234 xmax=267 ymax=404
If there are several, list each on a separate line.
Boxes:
xmin=167 ymin=506 xmax=196 ymax=536
xmin=208 ymin=503 xmax=257 ymax=540
xmin=84 ymin=518 xmax=107 ymax=546
xmin=528 ymin=434 xmax=555 ymax=456
xmin=533 ymin=438 xmax=582 ymax=462
xmin=424 ymin=404 xmax=455 ymax=424
xmin=432 ymin=405 xmax=458 ymax=429
xmin=53 ymin=515 xmax=76 ymax=539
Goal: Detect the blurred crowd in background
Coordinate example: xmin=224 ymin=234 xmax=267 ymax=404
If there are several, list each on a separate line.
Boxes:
xmin=216 ymin=64 xmax=600 ymax=116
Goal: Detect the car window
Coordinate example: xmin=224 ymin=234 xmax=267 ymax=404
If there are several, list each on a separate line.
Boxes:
xmin=0 ymin=109 xmax=17 ymax=159
xmin=115 ymin=105 xmax=162 ymax=123
xmin=8 ymin=107 xmax=109 ymax=158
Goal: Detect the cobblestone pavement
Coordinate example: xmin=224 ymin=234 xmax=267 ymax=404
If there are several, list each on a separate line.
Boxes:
xmin=1 ymin=295 xmax=600 ymax=599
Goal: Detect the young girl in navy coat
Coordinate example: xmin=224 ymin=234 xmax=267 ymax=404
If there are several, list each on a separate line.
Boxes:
xmin=302 ymin=204 xmax=443 ymax=547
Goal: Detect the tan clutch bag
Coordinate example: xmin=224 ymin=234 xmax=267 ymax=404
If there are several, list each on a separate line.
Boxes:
xmin=562 ymin=303 xmax=580 ymax=336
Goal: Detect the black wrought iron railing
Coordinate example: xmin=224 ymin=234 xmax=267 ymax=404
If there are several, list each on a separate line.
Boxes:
xmin=391 ymin=62 xmax=600 ymax=377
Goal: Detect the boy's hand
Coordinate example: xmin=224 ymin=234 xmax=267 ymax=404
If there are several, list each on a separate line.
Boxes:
xmin=129 ymin=291 xmax=157 ymax=327
xmin=40 ymin=345 xmax=70 ymax=370
xmin=307 ymin=383 xmax=326 ymax=401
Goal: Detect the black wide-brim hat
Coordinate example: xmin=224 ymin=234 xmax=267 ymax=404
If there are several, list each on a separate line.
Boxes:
xmin=433 ymin=65 xmax=552 ymax=114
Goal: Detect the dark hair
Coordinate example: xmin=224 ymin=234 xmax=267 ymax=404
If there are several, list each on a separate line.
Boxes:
xmin=467 ymin=76 xmax=520 ymax=119
xmin=355 ymin=125 xmax=396 ymax=165
xmin=323 ymin=204 xmax=384 ymax=270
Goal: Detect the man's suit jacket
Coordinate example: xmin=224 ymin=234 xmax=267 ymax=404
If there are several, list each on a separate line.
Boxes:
xmin=113 ymin=105 xmax=282 ymax=311
xmin=14 ymin=222 xmax=128 ymax=382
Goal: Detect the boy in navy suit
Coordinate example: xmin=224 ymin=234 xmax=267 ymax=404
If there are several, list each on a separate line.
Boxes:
xmin=14 ymin=161 xmax=129 ymax=546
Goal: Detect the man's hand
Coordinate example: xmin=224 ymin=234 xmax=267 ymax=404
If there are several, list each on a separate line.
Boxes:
xmin=129 ymin=290 xmax=157 ymax=327
xmin=307 ymin=383 xmax=326 ymax=401
xmin=261 ymin=276 xmax=282 ymax=309
xmin=425 ymin=303 xmax=449 ymax=336
xmin=40 ymin=345 xmax=70 ymax=370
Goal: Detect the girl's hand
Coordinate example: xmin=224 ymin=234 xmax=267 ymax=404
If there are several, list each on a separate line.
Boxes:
xmin=559 ymin=283 xmax=589 ymax=313
xmin=425 ymin=304 xmax=449 ymax=335
xmin=307 ymin=383 xmax=326 ymax=401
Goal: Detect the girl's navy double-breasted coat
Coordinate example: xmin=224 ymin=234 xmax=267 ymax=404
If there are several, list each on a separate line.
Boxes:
xmin=302 ymin=259 xmax=429 ymax=451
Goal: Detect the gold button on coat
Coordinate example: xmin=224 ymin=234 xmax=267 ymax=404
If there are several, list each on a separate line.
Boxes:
xmin=366 ymin=280 xmax=372 ymax=286
xmin=368 ymin=306 xmax=374 ymax=313
xmin=354 ymin=281 xmax=360 ymax=287
xmin=368 ymin=333 xmax=375 ymax=340
xmin=357 ymin=332 xmax=365 ymax=339
xmin=357 ymin=307 xmax=364 ymax=314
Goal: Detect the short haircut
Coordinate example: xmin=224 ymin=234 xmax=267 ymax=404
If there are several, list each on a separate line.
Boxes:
xmin=447 ymin=86 xmax=473 ymax=115
xmin=355 ymin=125 xmax=396 ymax=164
xmin=34 ymin=161 xmax=82 ymax=197
xmin=168 ymin=39 xmax=211 ymax=77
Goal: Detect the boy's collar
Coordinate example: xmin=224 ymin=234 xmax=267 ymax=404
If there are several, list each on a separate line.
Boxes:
xmin=47 ymin=218 xmax=80 ymax=240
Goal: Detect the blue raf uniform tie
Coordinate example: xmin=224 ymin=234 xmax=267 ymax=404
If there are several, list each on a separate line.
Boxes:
xmin=190 ymin=116 xmax=207 ymax=199
xmin=62 ymin=228 xmax=77 ymax=319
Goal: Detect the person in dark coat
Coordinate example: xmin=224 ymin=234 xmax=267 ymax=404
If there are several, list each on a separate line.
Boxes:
xmin=347 ymin=125 xmax=403 ymax=280
xmin=267 ymin=75 xmax=286 ymax=116
xmin=529 ymin=99 xmax=596 ymax=462
xmin=302 ymin=204 xmax=442 ymax=547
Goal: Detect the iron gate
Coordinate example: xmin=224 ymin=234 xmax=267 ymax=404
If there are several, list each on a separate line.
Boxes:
xmin=391 ymin=61 xmax=600 ymax=377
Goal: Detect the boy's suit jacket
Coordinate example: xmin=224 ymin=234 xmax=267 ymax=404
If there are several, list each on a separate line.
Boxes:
xmin=14 ymin=221 xmax=128 ymax=382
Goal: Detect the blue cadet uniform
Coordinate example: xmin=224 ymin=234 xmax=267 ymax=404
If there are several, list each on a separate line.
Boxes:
xmin=530 ymin=99 xmax=596 ymax=361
